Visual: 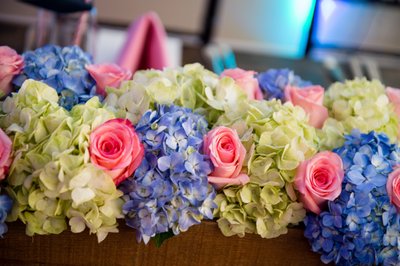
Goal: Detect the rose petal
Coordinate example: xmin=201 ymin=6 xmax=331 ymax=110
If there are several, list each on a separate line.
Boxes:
xmin=86 ymin=63 xmax=132 ymax=96
xmin=221 ymin=68 xmax=263 ymax=100
xmin=284 ymin=85 xmax=328 ymax=128
xmin=208 ymin=173 xmax=250 ymax=190
xmin=387 ymin=167 xmax=400 ymax=211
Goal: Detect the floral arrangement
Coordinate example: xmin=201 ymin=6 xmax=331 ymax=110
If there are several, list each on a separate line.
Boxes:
xmin=1 ymin=44 xmax=400 ymax=265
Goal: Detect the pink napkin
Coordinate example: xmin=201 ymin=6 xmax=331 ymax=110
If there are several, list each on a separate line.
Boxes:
xmin=116 ymin=12 xmax=169 ymax=73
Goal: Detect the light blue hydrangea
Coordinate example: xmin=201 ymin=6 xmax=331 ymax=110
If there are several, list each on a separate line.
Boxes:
xmin=0 ymin=191 xmax=12 ymax=237
xmin=304 ymin=130 xmax=400 ymax=265
xmin=120 ymin=104 xmax=216 ymax=243
xmin=257 ymin=68 xmax=311 ymax=101
xmin=12 ymin=45 xmax=97 ymax=110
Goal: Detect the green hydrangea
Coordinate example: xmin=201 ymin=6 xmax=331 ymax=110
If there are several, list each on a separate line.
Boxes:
xmin=1 ymin=79 xmax=123 ymax=242
xmin=104 ymin=63 xmax=249 ymax=127
xmin=214 ymin=100 xmax=319 ymax=238
xmin=103 ymin=80 xmax=150 ymax=125
xmin=321 ymin=78 xmax=398 ymax=149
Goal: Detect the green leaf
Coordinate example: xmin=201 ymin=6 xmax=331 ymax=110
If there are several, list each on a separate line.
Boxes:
xmin=153 ymin=230 xmax=175 ymax=248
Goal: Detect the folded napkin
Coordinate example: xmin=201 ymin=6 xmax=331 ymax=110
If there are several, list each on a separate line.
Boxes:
xmin=116 ymin=12 xmax=169 ymax=73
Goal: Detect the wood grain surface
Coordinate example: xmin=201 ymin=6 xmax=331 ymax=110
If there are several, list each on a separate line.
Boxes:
xmin=0 ymin=221 xmax=326 ymax=266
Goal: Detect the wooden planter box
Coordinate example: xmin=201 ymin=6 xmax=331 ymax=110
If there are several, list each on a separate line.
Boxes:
xmin=0 ymin=221 xmax=326 ymax=265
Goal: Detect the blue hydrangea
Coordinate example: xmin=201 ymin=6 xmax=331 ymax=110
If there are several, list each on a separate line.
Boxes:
xmin=304 ymin=130 xmax=400 ymax=265
xmin=0 ymin=192 xmax=13 ymax=237
xmin=12 ymin=45 xmax=97 ymax=110
xmin=257 ymin=68 xmax=311 ymax=101
xmin=119 ymin=104 xmax=216 ymax=243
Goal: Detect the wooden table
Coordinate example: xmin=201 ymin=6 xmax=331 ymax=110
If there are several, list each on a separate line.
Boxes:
xmin=0 ymin=221 xmax=326 ymax=266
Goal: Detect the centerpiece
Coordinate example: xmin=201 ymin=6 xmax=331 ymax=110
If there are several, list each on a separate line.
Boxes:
xmin=0 ymin=44 xmax=399 ymax=266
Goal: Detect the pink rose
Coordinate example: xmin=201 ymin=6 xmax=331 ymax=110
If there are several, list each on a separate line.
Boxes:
xmin=294 ymin=151 xmax=344 ymax=214
xmin=203 ymin=126 xmax=249 ymax=190
xmin=0 ymin=46 xmax=24 ymax=96
xmin=89 ymin=118 xmax=144 ymax=185
xmin=386 ymin=87 xmax=400 ymax=118
xmin=221 ymin=68 xmax=263 ymax=100
xmin=86 ymin=63 xmax=132 ymax=96
xmin=0 ymin=129 xmax=12 ymax=180
xmin=387 ymin=167 xmax=400 ymax=211
xmin=386 ymin=87 xmax=400 ymax=138
xmin=284 ymin=85 xmax=328 ymax=128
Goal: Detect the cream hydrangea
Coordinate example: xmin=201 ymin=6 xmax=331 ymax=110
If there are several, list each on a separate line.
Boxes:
xmin=104 ymin=63 xmax=249 ymax=127
xmin=1 ymin=79 xmax=123 ymax=242
xmin=321 ymin=78 xmax=399 ymax=149
xmin=214 ymin=100 xmax=319 ymax=238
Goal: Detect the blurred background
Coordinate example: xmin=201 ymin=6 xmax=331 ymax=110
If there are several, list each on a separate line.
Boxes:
xmin=1 ymin=0 xmax=400 ymax=87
